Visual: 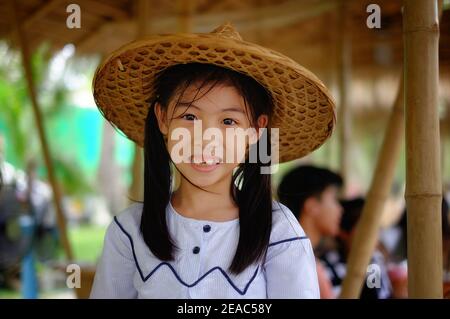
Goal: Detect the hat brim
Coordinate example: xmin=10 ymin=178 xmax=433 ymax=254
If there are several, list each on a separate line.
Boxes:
xmin=93 ymin=32 xmax=336 ymax=163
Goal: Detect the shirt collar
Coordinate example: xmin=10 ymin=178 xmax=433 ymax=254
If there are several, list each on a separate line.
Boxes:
xmin=168 ymin=198 xmax=239 ymax=229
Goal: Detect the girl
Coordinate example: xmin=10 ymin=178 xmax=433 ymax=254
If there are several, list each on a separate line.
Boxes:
xmin=90 ymin=23 xmax=335 ymax=299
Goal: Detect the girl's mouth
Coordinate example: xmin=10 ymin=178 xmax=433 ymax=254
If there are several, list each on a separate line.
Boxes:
xmin=190 ymin=156 xmax=222 ymax=172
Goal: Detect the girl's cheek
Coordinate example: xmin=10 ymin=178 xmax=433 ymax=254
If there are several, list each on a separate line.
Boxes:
xmin=222 ymin=128 xmax=251 ymax=163
xmin=223 ymin=144 xmax=247 ymax=164
xmin=166 ymin=127 xmax=194 ymax=164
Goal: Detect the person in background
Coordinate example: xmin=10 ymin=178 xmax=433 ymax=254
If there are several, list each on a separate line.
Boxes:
xmin=320 ymin=197 xmax=393 ymax=299
xmin=277 ymin=165 xmax=343 ymax=298
xmin=393 ymin=196 xmax=450 ymax=298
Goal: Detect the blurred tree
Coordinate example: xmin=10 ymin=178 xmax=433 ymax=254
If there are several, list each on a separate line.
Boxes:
xmin=0 ymin=42 xmax=93 ymax=196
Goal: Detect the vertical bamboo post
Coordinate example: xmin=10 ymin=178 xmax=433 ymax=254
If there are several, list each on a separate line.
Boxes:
xmin=441 ymin=115 xmax=447 ymax=182
xmin=404 ymin=0 xmax=442 ymax=298
xmin=438 ymin=0 xmax=445 ymax=179
xmin=340 ymin=76 xmax=405 ymax=298
xmin=171 ymin=0 xmax=195 ymax=191
xmin=337 ymin=0 xmax=351 ymax=195
xmin=10 ymin=1 xmax=73 ymax=260
xmin=129 ymin=146 xmax=144 ymax=201
xmin=178 ymin=0 xmax=194 ymax=33
xmin=128 ymin=0 xmax=150 ymax=202
xmin=137 ymin=0 xmax=151 ymax=37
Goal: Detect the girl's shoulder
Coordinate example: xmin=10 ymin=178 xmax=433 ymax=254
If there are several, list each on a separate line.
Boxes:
xmin=112 ymin=202 xmax=144 ymax=236
xmin=270 ymin=200 xmax=308 ymax=243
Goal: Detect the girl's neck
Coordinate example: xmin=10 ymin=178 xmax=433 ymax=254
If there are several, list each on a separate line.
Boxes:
xmin=170 ymin=178 xmax=239 ymax=222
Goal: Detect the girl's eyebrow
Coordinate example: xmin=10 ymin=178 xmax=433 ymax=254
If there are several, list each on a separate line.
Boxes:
xmin=175 ymin=102 xmax=245 ymax=114
xmin=221 ymin=107 xmax=245 ymax=114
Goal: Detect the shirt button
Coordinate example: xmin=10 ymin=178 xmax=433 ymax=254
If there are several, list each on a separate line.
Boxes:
xmin=203 ymin=225 xmax=211 ymax=233
xmin=192 ymin=246 xmax=200 ymax=254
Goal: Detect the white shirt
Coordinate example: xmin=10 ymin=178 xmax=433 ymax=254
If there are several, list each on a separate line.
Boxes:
xmin=90 ymin=200 xmax=319 ymax=299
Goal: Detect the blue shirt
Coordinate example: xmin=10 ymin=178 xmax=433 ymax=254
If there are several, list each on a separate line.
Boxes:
xmin=90 ymin=200 xmax=319 ymax=299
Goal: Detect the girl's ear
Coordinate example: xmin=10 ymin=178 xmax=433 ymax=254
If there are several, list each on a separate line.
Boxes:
xmin=248 ymin=114 xmax=269 ymax=144
xmin=257 ymin=114 xmax=269 ymax=130
xmin=154 ymin=102 xmax=169 ymax=136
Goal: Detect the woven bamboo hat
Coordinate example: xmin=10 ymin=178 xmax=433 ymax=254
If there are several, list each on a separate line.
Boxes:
xmin=93 ymin=22 xmax=336 ymax=163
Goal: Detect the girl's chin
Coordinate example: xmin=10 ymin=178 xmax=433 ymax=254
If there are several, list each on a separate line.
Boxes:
xmin=176 ymin=163 xmax=233 ymax=187
xmin=189 ymin=162 xmax=222 ymax=173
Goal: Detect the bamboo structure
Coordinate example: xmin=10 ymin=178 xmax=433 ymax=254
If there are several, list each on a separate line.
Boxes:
xmin=75 ymin=0 xmax=340 ymax=53
xmin=10 ymin=1 xmax=73 ymax=260
xmin=128 ymin=0 xmax=151 ymax=203
xmin=178 ymin=0 xmax=195 ymax=33
xmin=129 ymin=148 xmax=144 ymax=202
xmin=171 ymin=0 xmax=195 ymax=191
xmin=340 ymin=75 xmax=405 ymax=298
xmin=404 ymin=0 xmax=442 ymax=298
xmin=337 ymin=1 xmax=351 ymax=195
xmin=341 ymin=0 xmax=444 ymax=299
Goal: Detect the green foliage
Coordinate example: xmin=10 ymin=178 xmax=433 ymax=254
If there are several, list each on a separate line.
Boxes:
xmin=0 ymin=42 xmax=94 ymax=196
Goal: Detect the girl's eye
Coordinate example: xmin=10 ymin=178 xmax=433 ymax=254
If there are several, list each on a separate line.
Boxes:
xmin=181 ymin=114 xmax=197 ymax=121
xmin=223 ymin=118 xmax=237 ymax=126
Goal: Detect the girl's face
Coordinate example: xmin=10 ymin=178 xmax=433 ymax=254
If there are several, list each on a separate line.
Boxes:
xmin=155 ymin=82 xmax=268 ymax=190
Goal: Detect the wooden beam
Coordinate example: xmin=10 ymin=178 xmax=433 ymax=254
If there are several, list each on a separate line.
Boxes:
xmin=73 ymin=18 xmax=111 ymax=53
xmin=76 ymin=0 xmax=339 ymax=52
xmin=80 ymin=0 xmax=129 ymax=20
xmin=404 ymin=0 xmax=442 ymax=298
xmin=178 ymin=0 xmax=195 ymax=33
xmin=340 ymin=74 xmax=404 ymax=298
xmin=136 ymin=0 xmax=151 ymax=37
xmin=6 ymin=0 xmax=61 ymax=38
xmin=10 ymin=0 xmax=74 ymax=261
xmin=337 ymin=0 xmax=352 ymax=195
xmin=23 ymin=0 xmax=62 ymax=30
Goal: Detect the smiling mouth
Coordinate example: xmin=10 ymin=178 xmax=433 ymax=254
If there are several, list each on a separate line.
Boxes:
xmin=189 ymin=155 xmax=222 ymax=171
xmin=190 ymin=155 xmax=222 ymax=165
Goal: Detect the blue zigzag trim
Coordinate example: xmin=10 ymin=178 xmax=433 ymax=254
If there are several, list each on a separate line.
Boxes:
xmin=113 ymin=216 xmax=308 ymax=295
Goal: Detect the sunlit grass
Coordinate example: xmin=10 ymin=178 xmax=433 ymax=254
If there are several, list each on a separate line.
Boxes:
xmin=68 ymin=223 xmax=107 ymax=263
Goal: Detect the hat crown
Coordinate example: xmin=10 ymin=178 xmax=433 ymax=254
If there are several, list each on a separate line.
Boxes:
xmin=211 ymin=22 xmax=242 ymax=41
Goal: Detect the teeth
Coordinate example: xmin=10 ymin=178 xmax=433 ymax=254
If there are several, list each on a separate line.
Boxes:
xmin=190 ymin=157 xmax=220 ymax=165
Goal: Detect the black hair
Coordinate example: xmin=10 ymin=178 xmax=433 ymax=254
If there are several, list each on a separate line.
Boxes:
xmin=139 ymin=62 xmax=274 ymax=275
xmin=277 ymin=165 xmax=343 ymax=220
xmin=339 ymin=197 xmax=365 ymax=233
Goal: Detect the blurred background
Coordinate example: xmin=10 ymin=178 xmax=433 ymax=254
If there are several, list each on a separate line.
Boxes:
xmin=0 ymin=0 xmax=449 ymax=299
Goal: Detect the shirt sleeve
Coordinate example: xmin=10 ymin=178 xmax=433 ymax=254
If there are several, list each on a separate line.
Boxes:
xmin=90 ymin=218 xmax=138 ymax=299
xmin=263 ymin=237 xmax=320 ymax=299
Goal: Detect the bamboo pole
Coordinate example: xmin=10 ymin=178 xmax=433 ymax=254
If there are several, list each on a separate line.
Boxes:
xmin=340 ymin=75 xmax=405 ymax=298
xmin=128 ymin=0 xmax=150 ymax=203
xmin=404 ymin=0 xmax=442 ymax=298
xmin=178 ymin=0 xmax=195 ymax=33
xmin=137 ymin=0 xmax=151 ymax=37
xmin=10 ymin=1 xmax=73 ymax=260
xmin=337 ymin=0 xmax=351 ymax=195
xmin=129 ymin=147 xmax=144 ymax=202
xmin=170 ymin=0 xmax=195 ymax=191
